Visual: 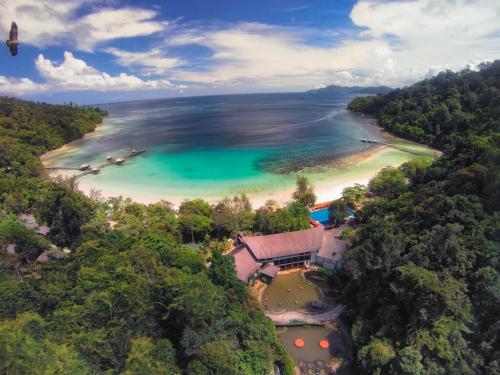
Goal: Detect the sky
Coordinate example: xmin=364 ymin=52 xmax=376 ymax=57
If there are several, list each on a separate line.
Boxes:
xmin=0 ymin=0 xmax=499 ymax=104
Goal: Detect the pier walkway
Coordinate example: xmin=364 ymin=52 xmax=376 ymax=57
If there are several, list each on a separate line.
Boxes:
xmin=45 ymin=150 xmax=146 ymax=180
xmin=265 ymin=305 xmax=345 ymax=326
xmin=362 ymin=139 xmax=431 ymax=156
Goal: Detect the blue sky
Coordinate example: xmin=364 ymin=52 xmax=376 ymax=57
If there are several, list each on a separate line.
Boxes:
xmin=1 ymin=0 xmax=499 ymax=104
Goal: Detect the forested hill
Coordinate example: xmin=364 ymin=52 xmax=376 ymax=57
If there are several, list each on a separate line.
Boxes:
xmin=339 ymin=61 xmax=500 ymax=374
xmin=0 ymin=97 xmax=106 ymax=177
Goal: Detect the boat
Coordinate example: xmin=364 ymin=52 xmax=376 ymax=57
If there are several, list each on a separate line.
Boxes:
xmin=79 ymin=163 xmax=90 ymax=171
xmin=114 ymin=158 xmax=125 ymax=165
xmin=91 ymin=168 xmax=100 ymax=174
xmin=361 ymin=138 xmax=368 ymax=142
xmin=130 ymin=149 xmax=146 ymax=156
xmin=106 ymin=156 xmax=113 ymax=161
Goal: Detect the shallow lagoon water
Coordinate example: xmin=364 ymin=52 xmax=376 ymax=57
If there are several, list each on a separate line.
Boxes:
xmin=43 ymin=93 xmax=436 ymax=203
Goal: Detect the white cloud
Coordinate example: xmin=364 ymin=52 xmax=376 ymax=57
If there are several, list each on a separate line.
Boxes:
xmin=3 ymin=0 xmax=500 ymax=95
xmin=0 ymin=76 xmax=47 ymax=94
xmin=1 ymin=0 xmax=166 ymax=51
xmin=349 ymin=0 xmax=500 ymax=78
xmin=169 ymin=23 xmax=394 ymax=88
xmin=74 ymin=8 xmax=167 ymax=51
xmin=104 ymin=47 xmax=183 ymax=75
xmin=35 ymin=51 xmax=187 ymax=91
xmin=166 ymin=0 xmax=500 ymax=90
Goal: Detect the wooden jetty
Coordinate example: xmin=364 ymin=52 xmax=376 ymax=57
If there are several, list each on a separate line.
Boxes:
xmin=46 ymin=149 xmax=146 ymax=180
xmin=361 ymin=139 xmax=429 ymax=156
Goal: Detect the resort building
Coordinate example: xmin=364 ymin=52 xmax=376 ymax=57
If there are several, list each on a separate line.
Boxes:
xmin=230 ymin=227 xmax=348 ymax=282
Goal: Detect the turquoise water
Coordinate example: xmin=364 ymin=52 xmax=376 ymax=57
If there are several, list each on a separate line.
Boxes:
xmin=43 ymin=92 xmax=422 ymax=203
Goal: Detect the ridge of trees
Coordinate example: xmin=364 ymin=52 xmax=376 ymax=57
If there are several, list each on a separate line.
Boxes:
xmin=339 ymin=61 xmax=500 ymax=374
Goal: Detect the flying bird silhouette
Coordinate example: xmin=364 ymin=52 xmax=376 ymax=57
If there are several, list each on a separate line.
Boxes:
xmin=5 ymin=22 xmax=19 ymax=56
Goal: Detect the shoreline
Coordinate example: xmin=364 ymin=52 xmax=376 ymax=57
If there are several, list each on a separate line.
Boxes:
xmin=41 ymin=116 xmax=439 ymax=208
xmin=41 ymin=122 xmax=105 ymax=161
xmin=59 ymin=143 xmax=435 ymax=208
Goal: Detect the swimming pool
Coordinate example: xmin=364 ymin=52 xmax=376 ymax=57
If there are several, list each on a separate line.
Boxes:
xmin=309 ymin=207 xmax=355 ymax=227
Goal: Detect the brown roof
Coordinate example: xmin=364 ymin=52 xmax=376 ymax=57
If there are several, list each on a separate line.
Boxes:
xmin=317 ymin=230 xmax=348 ymax=261
xmin=36 ymin=226 xmax=50 ymax=236
xmin=240 ymin=227 xmax=324 ymax=260
xmin=19 ymin=214 xmax=36 ymax=224
xmin=36 ymin=251 xmax=49 ymax=263
xmin=260 ymin=262 xmax=280 ymax=278
xmin=229 ymin=245 xmax=260 ymax=282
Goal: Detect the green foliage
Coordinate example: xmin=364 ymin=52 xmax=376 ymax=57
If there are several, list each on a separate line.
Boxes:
xmin=400 ymin=157 xmax=434 ymax=182
xmin=368 ymin=166 xmax=407 ymax=199
xmin=0 ymin=215 xmax=49 ymax=262
xmin=179 ymin=199 xmax=214 ymax=242
xmin=328 ymin=199 xmax=350 ymax=227
xmin=292 ymin=175 xmax=316 ymax=207
xmin=397 ymin=346 xmax=424 ymax=375
xmin=343 ymin=61 xmax=500 ymax=374
xmin=358 ymin=338 xmax=396 ymax=374
xmin=123 ymin=337 xmax=180 ymax=375
xmin=0 ymin=312 xmax=93 ymax=374
xmin=213 ymin=194 xmax=254 ymax=239
xmin=342 ymin=183 xmax=367 ymax=208
xmin=253 ymin=201 xmax=310 ymax=234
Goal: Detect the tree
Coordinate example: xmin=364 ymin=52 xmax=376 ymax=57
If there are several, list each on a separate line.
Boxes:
xmin=368 ymin=166 xmax=407 ymax=199
xmin=342 ymin=184 xmax=367 ymax=208
xmin=328 ymin=199 xmax=349 ymax=227
xmin=292 ymin=175 xmax=316 ymax=207
xmin=0 ymin=216 xmax=49 ymax=263
xmin=0 ymin=313 xmax=92 ymax=374
xmin=358 ymin=338 xmax=396 ymax=374
xmin=253 ymin=202 xmax=309 ymax=234
xmin=178 ymin=199 xmax=214 ymax=242
xmin=213 ymin=194 xmax=254 ymax=239
xmin=124 ymin=337 xmax=180 ymax=375
xmin=397 ymin=346 xmax=423 ymax=375
xmin=400 ymin=157 xmax=433 ymax=183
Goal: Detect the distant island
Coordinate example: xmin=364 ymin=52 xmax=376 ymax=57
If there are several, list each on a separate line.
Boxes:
xmin=306 ymin=84 xmax=392 ymax=95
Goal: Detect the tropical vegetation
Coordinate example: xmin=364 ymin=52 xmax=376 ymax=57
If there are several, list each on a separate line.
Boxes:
xmin=340 ymin=60 xmax=500 ymax=374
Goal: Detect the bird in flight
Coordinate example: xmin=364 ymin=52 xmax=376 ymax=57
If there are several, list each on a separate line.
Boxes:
xmin=5 ymin=22 xmax=19 ymax=56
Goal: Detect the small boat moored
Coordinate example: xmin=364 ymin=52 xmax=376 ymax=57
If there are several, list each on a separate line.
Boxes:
xmin=114 ymin=158 xmax=125 ymax=165
xmin=91 ymin=168 xmax=100 ymax=174
xmin=106 ymin=156 xmax=113 ymax=161
xmin=79 ymin=163 xmax=90 ymax=171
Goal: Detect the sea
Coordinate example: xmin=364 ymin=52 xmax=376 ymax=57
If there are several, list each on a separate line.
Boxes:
xmin=43 ymin=92 xmax=427 ymax=204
